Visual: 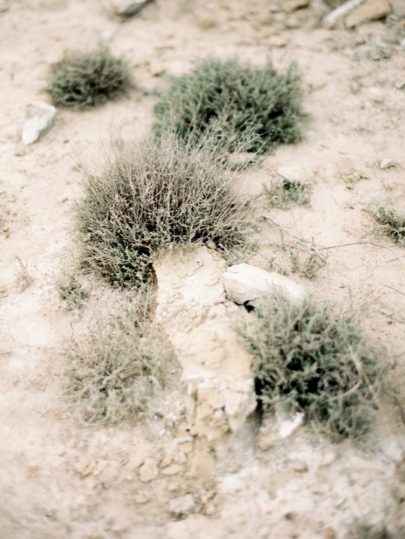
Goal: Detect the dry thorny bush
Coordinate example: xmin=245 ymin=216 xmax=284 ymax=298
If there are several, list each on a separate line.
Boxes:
xmin=241 ymin=293 xmax=390 ymax=440
xmin=66 ymin=290 xmax=173 ymax=425
xmin=78 ymin=133 xmax=252 ymax=287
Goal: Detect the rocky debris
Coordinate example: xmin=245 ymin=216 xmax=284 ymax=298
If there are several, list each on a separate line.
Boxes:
xmin=277 ymin=166 xmax=304 ymax=182
xmin=288 ymin=459 xmax=309 ymax=473
xmin=323 ymin=0 xmax=366 ymax=28
xmin=149 ymin=60 xmax=165 ymax=77
xmin=283 ymin=0 xmax=310 ymax=13
xmin=111 ymin=0 xmax=153 ymax=18
xmin=139 ymin=459 xmax=159 ymax=483
xmin=13 ymin=143 xmax=27 ymax=157
xmin=345 ymin=0 xmax=391 ymax=28
xmin=379 ymin=158 xmax=396 ymax=170
xmin=169 ymin=494 xmax=195 ymax=518
xmin=154 ymin=247 xmax=256 ymax=451
xmin=390 ymin=0 xmax=405 ymax=17
xmin=319 ymin=451 xmax=337 ymax=467
xmin=21 ymin=102 xmax=56 ymax=145
xmin=223 ymin=264 xmax=305 ymax=307
xmin=268 ymin=35 xmax=289 ymax=47
xmin=257 ymin=409 xmax=304 ymax=450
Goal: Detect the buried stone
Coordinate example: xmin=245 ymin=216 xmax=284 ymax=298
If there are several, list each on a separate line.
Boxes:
xmin=223 ymin=263 xmax=305 ymax=309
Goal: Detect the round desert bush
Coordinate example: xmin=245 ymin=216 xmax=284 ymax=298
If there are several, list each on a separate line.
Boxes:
xmin=153 ymin=57 xmax=304 ymax=154
xmin=47 ymin=45 xmax=131 ymax=107
xmin=78 ymin=135 xmax=250 ymax=287
xmin=242 ymin=294 xmax=388 ymax=440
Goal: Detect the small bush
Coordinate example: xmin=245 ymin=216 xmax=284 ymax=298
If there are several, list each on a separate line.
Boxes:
xmin=153 ymin=57 xmax=304 ymax=154
xmin=66 ymin=292 xmax=171 ymax=424
xmin=58 ymin=275 xmax=89 ymax=310
xmin=47 ymin=45 xmax=131 ymax=107
xmin=265 ymin=178 xmax=311 ymax=209
xmin=78 ymin=135 xmax=250 ymax=287
xmin=371 ymin=204 xmax=405 ymax=245
xmin=242 ymin=294 xmax=387 ymax=440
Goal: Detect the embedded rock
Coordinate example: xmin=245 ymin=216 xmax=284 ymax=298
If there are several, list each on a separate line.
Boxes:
xmin=22 ymin=102 xmax=56 ymax=145
xmin=323 ymin=0 xmax=365 ymax=28
xmin=223 ymin=264 xmax=305 ymax=307
xmin=345 ymin=0 xmax=391 ymax=27
xmin=154 ymin=248 xmax=256 ymax=451
xmin=169 ymin=494 xmax=195 ymax=518
xmin=112 ymin=0 xmax=153 ymax=18
xmin=283 ymin=0 xmax=310 ymax=13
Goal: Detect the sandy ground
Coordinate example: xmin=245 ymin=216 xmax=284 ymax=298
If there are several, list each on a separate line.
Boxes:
xmin=0 ymin=1 xmax=405 ymax=538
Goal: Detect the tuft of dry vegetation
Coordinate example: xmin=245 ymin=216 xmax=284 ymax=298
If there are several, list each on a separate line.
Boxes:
xmin=66 ymin=291 xmax=172 ymax=425
xmin=241 ymin=294 xmax=388 ymax=440
xmin=78 ymin=135 xmax=251 ymax=287
xmin=371 ymin=204 xmax=405 ymax=245
xmin=47 ymin=45 xmax=132 ymax=107
xmin=57 ymin=275 xmax=89 ymax=310
xmin=153 ymin=57 xmax=304 ymax=154
xmin=264 ymin=178 xmax=311 ymax=209
xmin=346 ymin=521 xmax=392 ymax=539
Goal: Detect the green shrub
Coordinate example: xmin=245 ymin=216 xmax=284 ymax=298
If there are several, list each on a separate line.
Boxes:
xmin=153 ymin=57 xmax=304 ymax=154
xmin=47 ymin=45 xmax=131 ymax=107
xmin=242 ymin=294 xmax=387 ymax=440
xmin=78 ymin=135 xmax=250 ymax=287
xmin=58 ymin=275 xmax=89 ymax=310
xmin=265 ymin=178 xmax=311 ymax=209
xmin=66 ymin=292 xmax=171 ymax=424
xmin=371 ymin=204 xmax=405 ymax=245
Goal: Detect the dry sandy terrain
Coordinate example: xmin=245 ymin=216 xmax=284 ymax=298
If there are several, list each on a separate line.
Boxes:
xmin=0 ymin=1 xmax=404 ymax=538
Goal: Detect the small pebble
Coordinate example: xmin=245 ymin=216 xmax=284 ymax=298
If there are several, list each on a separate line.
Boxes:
xmin=379 ymin=159 xmax=396 ymax=170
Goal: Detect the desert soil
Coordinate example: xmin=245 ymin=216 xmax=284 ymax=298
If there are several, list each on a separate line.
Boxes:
xmin=0 ymin=1 xmax=404 ymax=538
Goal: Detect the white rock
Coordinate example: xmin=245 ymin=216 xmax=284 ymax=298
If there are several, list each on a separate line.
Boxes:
xmin=379 ymin=159 xmax=396 ymax=170
xmin=345 ymin=0 xmax=391 ymax=28
xmin=169 ymin=494 xmax=195 ymax=517
xmin=112 ymin=0 xmax=152 ymax=17
xmin=224 ymin=264 xmax=305 ymax=306
xmin=277 ymin=166 xmax=303 ymax=182
xmin=323 ymin=0 xmax=365 ymax=28
xmin=22 ymin=102 xmax=56 ymax=145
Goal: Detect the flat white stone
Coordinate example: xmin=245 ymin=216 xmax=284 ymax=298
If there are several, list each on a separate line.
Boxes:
xmin=224 ymin=263 xmax=305 ymax=306
xmin=22 ymin=101 xmax=56 ymax=145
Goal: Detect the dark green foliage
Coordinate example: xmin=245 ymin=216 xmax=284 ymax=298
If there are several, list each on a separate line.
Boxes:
xmin=265 ymin=178 xmax=311 ymax=209
xmin=371 ymin=205 xmax=405 ymax=245
xmin=67 ymin=292 xmax=171 ymax=425
xmin=153 ymin=57 xmax=304 ymax=154
xmin=78 ymin=135 xmax=250 ymax=287
xmin=47 ymin=45 xmax=131 ymax=107
xmin=242 ymin=294 xmax=387 ymax=440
